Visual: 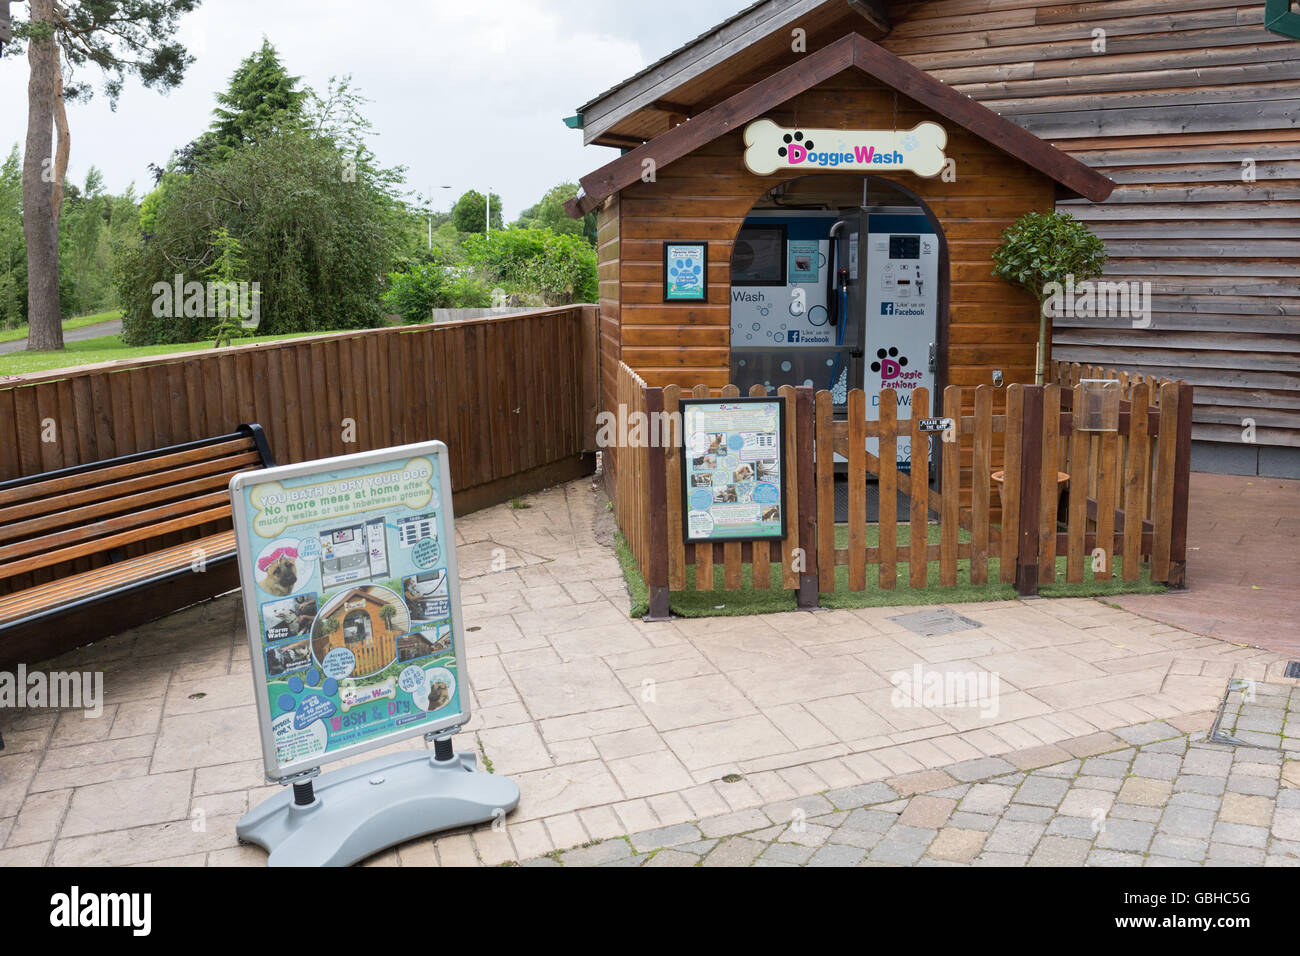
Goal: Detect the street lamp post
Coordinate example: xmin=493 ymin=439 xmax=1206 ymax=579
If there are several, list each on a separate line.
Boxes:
xmin=427 ymin=185 xmax=452 ymax=249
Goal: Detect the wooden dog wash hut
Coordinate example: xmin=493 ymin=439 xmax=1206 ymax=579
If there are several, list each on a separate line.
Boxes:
xmin=565 ymin=19 xmax=1115 ymax=500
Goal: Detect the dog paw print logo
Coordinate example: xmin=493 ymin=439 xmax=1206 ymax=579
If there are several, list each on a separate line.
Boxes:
xmin=670 ymin=256 xmax=702 ymax=290
xmin=900 ymin=132 xmax=920 ymax=152
xmin=778 ymin=130 xmax=815 ymax=161
xmin=275 ymin=667 xmax=339 ymax=722
xmin=871 ymin=346 xmax=909 ymax=381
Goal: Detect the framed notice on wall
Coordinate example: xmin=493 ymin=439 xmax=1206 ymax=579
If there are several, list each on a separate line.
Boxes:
xmin=680 ymin=396 xmax=786 ymax=543
xmin=230 ymin=441 xmax=469 ymax=781
xmin=663 ymin=241 xmax=708 ymax=302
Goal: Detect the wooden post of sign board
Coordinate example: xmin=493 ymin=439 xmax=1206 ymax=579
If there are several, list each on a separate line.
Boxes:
xmin=1167 ymin=382 xmax=1194 ymax=590
xmin=1016 ymin=386 xmax=1044 ymax=596
xmin=795 ymin=386 xmax=818 ymax=610
xmin=644 ymin=386 xmax=671 ymax=620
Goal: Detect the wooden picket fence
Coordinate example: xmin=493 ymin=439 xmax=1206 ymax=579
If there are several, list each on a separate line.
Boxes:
xmin=815 ymin=384 xmax=1010 ymax=593
xmin=613 ymin=361 xmax=1193 ymax=618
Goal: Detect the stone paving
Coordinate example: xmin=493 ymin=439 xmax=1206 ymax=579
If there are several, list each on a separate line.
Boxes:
xmin=0 ymin=477 xmax=1296 ymax=866
xmin=524 ymin=700 xmax=1300 ymax=867
xmin=1115 ymin=473 xmax=1300 ymax=656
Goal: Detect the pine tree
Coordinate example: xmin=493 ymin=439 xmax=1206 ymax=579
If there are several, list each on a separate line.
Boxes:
xmin=176 ymin=38 xmax=307 ymax=170
xmin=6 ymin=0 xmax=200 ymax=351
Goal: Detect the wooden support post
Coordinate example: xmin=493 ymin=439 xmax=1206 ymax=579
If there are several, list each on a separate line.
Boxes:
xmin=1167 ymin=381 xmax=1194 ymax=590
xmin=644 ymin=386 xmax=671 ymax=620
xmin=1016 ymin=385 xmax=1044 ymax=596
xmin=795 ymin=386 xmax=818 ymax=610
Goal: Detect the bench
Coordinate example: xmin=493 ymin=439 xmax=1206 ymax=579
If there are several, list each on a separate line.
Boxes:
xmin=0 ymin=424 xmax=275 ymax=666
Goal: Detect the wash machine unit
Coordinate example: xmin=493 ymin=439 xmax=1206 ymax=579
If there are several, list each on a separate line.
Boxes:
xmin=729 ymin=206 xmax=939 ymax=468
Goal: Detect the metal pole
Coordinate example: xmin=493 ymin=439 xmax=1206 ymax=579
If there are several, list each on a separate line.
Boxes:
xmin=485 ymin=188 xmax=491 ymax=234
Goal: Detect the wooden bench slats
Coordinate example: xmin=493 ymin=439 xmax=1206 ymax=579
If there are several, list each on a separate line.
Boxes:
xmin=0 ymin=530 xmax=237 ymax=625
xmin=0 ymin=491 xmax=231 ymax=567
xmin=0 ymin=472 xmax=242 ymax=545
xmin=0 ymin=503 xmax=233 ymax=580
xmin=0 ymin=450 xmax=262 ymax=526
xmin=0 ymin=436 xmax=255 ymax=506
xmin=0 ymin=425 xmax=271 ymax=655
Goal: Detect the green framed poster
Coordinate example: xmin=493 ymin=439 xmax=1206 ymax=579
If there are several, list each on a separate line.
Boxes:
xmin=680 ymin=396 xmax=786 ymax=543
xmin=229 ymin=441 xmax=468 ymax=781
xmin=788 ymin=239 xmax=820 ymax=282
xmin=663 ymin=241 xmax=708 ymax=302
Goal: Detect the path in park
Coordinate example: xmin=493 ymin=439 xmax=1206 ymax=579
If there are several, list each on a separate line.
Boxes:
xmin=0 ymin=318 xmax=122 ymax=355
xmin=1 ymin=477 xmax=1296 ymax=867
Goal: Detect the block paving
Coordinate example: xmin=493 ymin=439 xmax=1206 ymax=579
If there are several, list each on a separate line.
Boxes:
xmin=1 ymin=479 xmax=1296 ymax=866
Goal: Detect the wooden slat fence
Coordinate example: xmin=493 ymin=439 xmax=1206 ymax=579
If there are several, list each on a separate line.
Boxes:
xmin=0 ymin=306 xmax=600 ymax=594
xmin=816 ymin=385 xmax=1013 ymax=593
xmin=0 ymin=305 xmax=598 ymax=495
xmin=613 ymin=361 xmax=1194 ymax=613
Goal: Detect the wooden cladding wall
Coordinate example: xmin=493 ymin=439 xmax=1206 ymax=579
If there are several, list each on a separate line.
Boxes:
xmin=613 ymin=71 xmax=1059 ymax=396
xmin=880 ymin=0 xmax=1300 ymax=450
xmin=597 ymin=194 xmax=622 ymax=496
xmin=0 ymin=306 xmax=600 ymax=510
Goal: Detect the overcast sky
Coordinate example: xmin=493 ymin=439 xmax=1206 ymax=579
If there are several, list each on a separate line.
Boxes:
xmin=0 ymin=0 xmax=745 ymax=218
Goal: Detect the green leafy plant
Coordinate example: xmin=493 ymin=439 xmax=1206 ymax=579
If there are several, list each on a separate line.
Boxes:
xmin=206 ymin=227 xmax=257 ymax=348
xmin=991 ymin=210 xmax=1106 ymax=382
xmin=462 ymin=227 xmax=596 ymax=305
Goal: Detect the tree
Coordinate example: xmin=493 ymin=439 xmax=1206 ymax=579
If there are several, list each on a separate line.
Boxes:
xmin=451 ymin=189 xmax=503 ymax=234
xmin=6 ymin=0 xmax=200 ymax=351
xmin=116 ymin=125 xmax=405 ymax=344
xmin=59 ymin=165 xmax=110 ymax=314
xmin=516 ymin=182 xmax=596 ymax=244
xmin=991 ymin=210 xmax=1106 ymax=384
xmin=174 ymin=38 xmax=306 ymax=172
xmin=0 ymin=144 xmax=25 ymax=328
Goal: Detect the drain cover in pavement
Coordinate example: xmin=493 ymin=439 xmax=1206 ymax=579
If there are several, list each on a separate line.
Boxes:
xmin=1209 ymin=679 xmax=1300 ymax=750
xmin=889 ymin=607 xmax=983 ymax=637
xmin=1285 ymin=661 xmax=1300 ymax=680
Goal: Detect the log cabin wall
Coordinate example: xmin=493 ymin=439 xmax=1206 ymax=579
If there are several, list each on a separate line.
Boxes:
xmin=596 ymin=193 xmax=622 ymax=495
xmin=606 ymin=71 xmax=1059 ymax=509
xmin=878 ymin=0 xmax=1300 ymax=475
xmin=614 ymin=70 xmax=1057 ymax=394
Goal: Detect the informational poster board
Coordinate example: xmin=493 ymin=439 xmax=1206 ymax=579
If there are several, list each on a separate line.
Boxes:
xmin=663 ymin=241 xmax=709 ymax=302
xmin=230 ymin=441 xmax=468 ymax=781
xmin=680 ymin=396 xmax=786 ymax=543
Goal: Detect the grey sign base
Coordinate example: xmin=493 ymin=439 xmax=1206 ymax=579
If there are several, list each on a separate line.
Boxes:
xmin=237 ymin=748 xmax=520 ymax=867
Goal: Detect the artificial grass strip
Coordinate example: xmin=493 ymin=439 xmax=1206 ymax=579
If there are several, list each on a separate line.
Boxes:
xmin=612 ymin=525 xmax=1165 ymax=619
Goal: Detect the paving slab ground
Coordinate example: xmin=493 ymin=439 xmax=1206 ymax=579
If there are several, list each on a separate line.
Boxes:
xmin=1113 ymin=473 xmax=1300 ymax=657
xmin=1 ymin=477 xmax=1296 ymax=867
xmin=531 ymin=706 xmax=1300 ymax=867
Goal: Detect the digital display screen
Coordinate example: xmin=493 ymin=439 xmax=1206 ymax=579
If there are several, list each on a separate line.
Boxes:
xmin=889 ymin=235 xmax=920 ymax=260
xmin=731 ymin=226 xmax=787 ymax=285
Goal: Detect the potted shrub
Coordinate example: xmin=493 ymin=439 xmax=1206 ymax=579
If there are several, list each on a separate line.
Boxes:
xmin=991 ymin=210 xmax=1107 ymax=386
xmin=990 ymin=211 xmax=1104 ymax=518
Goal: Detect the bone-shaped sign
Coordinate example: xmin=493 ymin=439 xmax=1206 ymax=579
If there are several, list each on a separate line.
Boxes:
xmin=743 ymin=118 xmax=948 ymax=178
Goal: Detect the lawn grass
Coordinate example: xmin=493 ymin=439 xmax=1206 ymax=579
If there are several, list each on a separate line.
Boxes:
xmin=0 ymin=329 xmax=335 ymax=376
xmin=0 ymin=309 xmax=125 ymax=345
xmin=614 ymin=522 xmax=1165 ymax=619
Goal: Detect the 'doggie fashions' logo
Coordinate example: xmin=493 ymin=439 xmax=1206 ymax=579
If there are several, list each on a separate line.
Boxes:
xmin=871 ymin=347 xmax=911 ymax=382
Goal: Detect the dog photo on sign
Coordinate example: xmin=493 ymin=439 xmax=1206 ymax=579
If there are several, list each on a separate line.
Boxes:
xmin=260 ymin=551 xmax=299 ymax=596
